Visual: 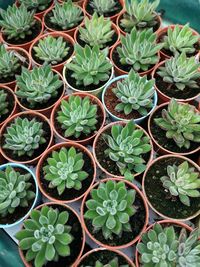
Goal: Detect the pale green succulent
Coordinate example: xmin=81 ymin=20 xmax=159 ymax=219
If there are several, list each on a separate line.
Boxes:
xmin=79 ymin=13 xmax=115 ymax=48
xmin=117 ymin=27 xmax=163 ymax=72
xmin=89 ymin=0 xmax=119 ymax=16
xmin=16 ymin=65 xmax=62 ymax=108
xmin=157 ymin=52 xmax=200 ymax=91
xmin=0 ymin=90 xmax=9 ymax=120
xmin=18 ymin=0 xmax=52 ymax=11
xmin=43 ymin=146 xmax=88 ymax=195
xmin=161 ymin=161 xmax=200 ymax=207
xmin=154 ymin=99 xmax=200 ymax=149
xmin=112 ymin=69 xmax=155 ymax=116
xmin=83 ymin=257 xmax=129 ymax=267
xmin=33 ymin=36 xmax=70 ymax=65
xmin=121 ymin=0 xmax=160 ymax=32
xmin=0 ymin=165 xmax=35 ymax=217
xmin=84 ymin=180 xmax=136 ymax=240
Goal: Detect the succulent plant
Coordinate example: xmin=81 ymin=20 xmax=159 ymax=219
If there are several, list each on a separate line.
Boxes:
xmin=18 ymin=0 xmax=52 ymax=11
xmin=161 ymin=161 xmax=200 ymax=207
xmin=66 ymin=44 xmax=112 ymax=86
xmin=163 ymin=24 xmax=199 ymax=56
xmin=112 ymin=69 xmax=155 ymax=116
xmin=89 ymin=0 xmax=118 ymax=16
xmin=15 ymin=206 xmax=73 ymax=267
xmin=117 ymin=27 xmax=163 ymax=72
xmin=84 ymin=180 xmax=136 ymax=240
xmin=3 ymin=117 xmax=46 ymax=157
xmin=121 ymin=0 xmax=160 ymax=32
xmin=157 ymin=52 xmax=200 ymax=91
xmin=16 ymin=65 xmax=62 ymax=108
xmin=103 ymin=121 xmax=152 ymax=176
xmin=154 ymin=99 xmax=200 ymax=149
xmin=43 ymin=147 xmax=89 ymax=195
xmin=0 ymin=4 xmax=36 ymax=41
xmin=83 ymin=257 xmax=129 ymax=267
xmin=33 ymin=36 xmax=70 ymax=65
xmin=57 ymin=95 xmax=98 ymax=138
xmin=0 ymin=165 xmax=35 ymax=217
xmin=137 ymin=223 xmax=179 ymax=266
xmin=50 ymin=1 xmax=83 ymax=30
xmin=79 ymin=13 xmax=115 ymax=48
xmin=0 ymin=44 xmax=21 ymax=81
xmin=0 ymin=90 xmax=9 ymax=120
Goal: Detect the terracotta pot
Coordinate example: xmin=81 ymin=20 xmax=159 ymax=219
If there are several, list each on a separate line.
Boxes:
xmin=83 ymin=0 xmax=124 ymax=22
xmin=29 ymin=31 xmax=74 ymax=73
xmin=18 ymin=202 xmax=85 ymax=267
xmin=81 ymin=177 xmax=149 ymax=250
xmin=142 ymin=154 xmax=200 ymax=221
xmin=135 ymin=219 xmax=193 ymax=267
xmin=58 ymin=0 xmax=84 ymax=7
xmin=0 ymin=46 xmax=31 ymax=90
xmin=15 ymin=69 xmax=66 ymax=117
xmin=75 ymin=248 xmax=135 ymax=267
xmin=36 ymin=142 xmax=96 ymax=203
xmin=0 ymin=111 xmax=53 ymax=165
xmin=110 ymin=42 xmax=160 ymax=77
xmin=156 ymin=25 xmax=200 ymax=60
xmin=50 ymin=92 xmax=106 ymax=145
xmin=116 ymin=10 xmax=162 ymax=36
xmin=0 ymin=86 xmax=18 ymax=129
xmin=93 ymin=121 xmax=154 ymax=179
xmin=1 ymin=16 xmax=44 ymax=51
xmin=148 ymin=101 xmax=200 ymax=156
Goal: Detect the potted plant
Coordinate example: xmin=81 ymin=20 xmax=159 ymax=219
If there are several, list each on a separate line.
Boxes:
xmin=117 ymin=0 xmax=161 ymax=35
xmin=93 ymin=121 xmax=153 ymax=180
xmin=0 ymin=111 xmax=53 ymax=165
xmin=36 ymin=142 xmax=96 ymax=203
xmin=0 ymin=86 xmax=18 ymax=129
xmin=58 ymin=0 xmax=85 ymax=7
xmin=148 ymin=98 xmax=200 ymax=156
xmin=0 ymin=4 xmax=44 ymax=51
xmin=81 ymin=178 xmax=149 ymax=249
xmin=0 ymin=162 xmax=38 ymax=228
xmin=15 ymin=65 xmax=65 ymax=117
xmin=157 ymin=24 xmax=200 ymax=60
xmin=74 ymin=13 xmax=120 ymax=52
xmin=142 ymin=155 xmax=200 ymax=221
xmin=29 ymin=32 xmax=74 ymax=73
xmin=15 ymin=202 xmax=85 ymax=267
xmin=51 ymin=93 xmax=106 ymax=145
xmin=152 ymin=52 xmax=200 ymax=103
xmin=102 ymin=69 xmax=158 ymax=124
xmin=76 ymin=248 xmax=135 ymax=267
xmin=110 ymin=27 xmax=163 ymax=76
xmin=83 ymin=0 xmax=123 ymax=22
xmin=0 ymin=44 xmax=31 ymax=89
xmin=63 ymin=44 xmax=114 ymax=97
xmin=43 ymin=1 xmax=84 ymax=37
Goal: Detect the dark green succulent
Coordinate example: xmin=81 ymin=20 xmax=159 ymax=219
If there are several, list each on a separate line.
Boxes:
xmin=18 ymin=0 xmax=52 ymax=11
xmin=83 ymin=257 xmax=129 ymax=267
xmin=0 ymin=90 xmax=9 ymax=120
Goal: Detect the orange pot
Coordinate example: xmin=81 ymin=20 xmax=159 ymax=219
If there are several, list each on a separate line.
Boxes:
xmin=29 ymin=31 xmax=75 ymax=73
xmin=58 ymin=0 xmax=84 ymax=7
xmin=81 ymin=177 xmax=149 ymax=250
xmin=36 ymin=142 xmax=96 ymax=203
xmin=15 ymin=69 xmax=66 ymax=118
xmin=93 ymin=121 xmax=154 ymax=179
xmin=50 ymin=92 xmax=106 ymax=145
xmin=0 ymin=111 xmax=53 ymax=165
xmin=135 ymin=220 xmax=193 ymax=267
xmin=18 ymin=202 xmax=85 ymax=267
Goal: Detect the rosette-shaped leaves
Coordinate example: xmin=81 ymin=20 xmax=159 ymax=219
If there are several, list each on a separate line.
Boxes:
xmin=89 ymin=0 xmax=118 ymax=16
xmin=83 ymin=257 xmax=129 ymax=267
xmin=0 ymin=90 xmax=9 ymax=119
xmin=19 ymin=0 xmax=52 ymax=11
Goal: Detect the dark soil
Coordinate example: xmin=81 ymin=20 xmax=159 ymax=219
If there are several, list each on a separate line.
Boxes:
xmin=0 ymin=167 xmax=36 ymax=225
xmin=2 ymin=20 xmax=42 ymax=45
xmin=84 ymin=187 xmax=146 ymax=246
xmin=85 ymin=0 xmax=123 ymax=18
xmin=144 ymin=157 xmax=200 ymax=219
xmin=79 ymin=250 xmax=132 ymax=266
xmin=40 ymin=147 xmax=94 ymax=201
xmin=0 ymin=89 xmax=14 ymax=124
xmin=95 ymin=127 xmax=151 ymax=177
xmin=155 ymin=73 xmax=200 ymax=100
xmin=0 ymin=114 xmax=51 ymax=162
xmin=150 ymin=107 xmax=199 ymax=153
